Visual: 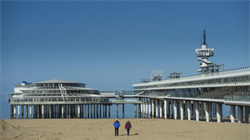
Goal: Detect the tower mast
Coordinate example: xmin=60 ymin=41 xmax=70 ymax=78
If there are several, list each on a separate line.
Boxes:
xmin=196 ymin=30 xmax=214 ymax=74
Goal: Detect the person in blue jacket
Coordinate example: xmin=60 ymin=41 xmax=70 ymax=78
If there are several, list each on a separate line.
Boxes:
xmin=113 ymin=119 xmax=120 ymax=136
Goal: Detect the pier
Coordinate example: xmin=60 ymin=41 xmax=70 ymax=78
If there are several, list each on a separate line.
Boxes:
xmin=7 ymin=31 xmax=250 ymax=124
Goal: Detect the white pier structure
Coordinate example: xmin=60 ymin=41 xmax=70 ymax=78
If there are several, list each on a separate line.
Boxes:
xmin=9 ymin=80 xmax=141 ymax=119
xmin=133 ymin=30 xmax=250 ymax=123
xmin=8 ymin=31 xmax=250 ymax=124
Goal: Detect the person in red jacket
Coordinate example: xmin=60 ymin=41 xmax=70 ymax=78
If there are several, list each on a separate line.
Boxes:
xmin=125 ymin=120 xmax=132 ymax=136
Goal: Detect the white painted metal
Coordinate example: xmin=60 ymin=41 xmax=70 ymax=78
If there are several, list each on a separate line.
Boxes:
xmin=187 ymin=101 xmax=191 ymax=120
xmin=195 ymin=102 xmax=199 ymax=121
xmin=164 ymin=100 xmax=167 ymax=119
xmin=216 ymin=103 xmax=222 ymax=123
xmin=159 ymin=100 xmax=162 ymax=118
xmin=204 ymin=102 xmax=209 ymax=122
xmin=174 ymin=100 xmax=177 ymax=120
xmin=29 ymin=105 xmax=32 ymax=118
xmin=230 ymin=105 xmax=235 ymax=123
xmin=155 ymin=99 xmax=158 ymax=118
xmin=180 ymin=101 xmax=184 ymax=120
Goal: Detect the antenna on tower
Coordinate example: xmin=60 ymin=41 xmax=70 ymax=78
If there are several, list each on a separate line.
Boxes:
xmin=203 ymin=30 xmax=206 ymax=45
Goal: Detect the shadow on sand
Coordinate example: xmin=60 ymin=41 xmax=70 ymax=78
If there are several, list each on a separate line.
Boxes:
xmin=119 ymin=133 xmax=139 ymax=136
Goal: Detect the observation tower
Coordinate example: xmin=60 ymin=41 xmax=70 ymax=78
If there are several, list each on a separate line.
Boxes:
xmin=196 ymin=30 xmax=214 ymax=73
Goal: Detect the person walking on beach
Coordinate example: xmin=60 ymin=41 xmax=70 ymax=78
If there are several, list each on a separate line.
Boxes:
xmin=113 ymin=120 xmax=120 ymax=136
xmin=125 ymin=120 xmax=132 ymax=136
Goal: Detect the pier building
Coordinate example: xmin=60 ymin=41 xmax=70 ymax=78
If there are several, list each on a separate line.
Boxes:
xmin=8 ymin=30 xmax=250 ymax=124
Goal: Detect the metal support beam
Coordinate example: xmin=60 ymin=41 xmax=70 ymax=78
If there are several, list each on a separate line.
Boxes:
xmin=173 ymin=100 xmax=177 ymax=120
xmin=216 ymin=103 xmax=222 ymax=123
xmin=204 ymin=102 xmax=210 ymax=122
xmin=186 ymin=101 xmax=191 ymax=120
xmin=238 ymin=106 xmax=243 ymax=123
xmin=109 ymin=105 xmax=111 ymax=118
xmin=151 ymin=99 xmax=154 ymax=118
xmin=29 ymin=105 xmax=32 ymax=119
xmin=13 ymin=105 xmax=16 ymax=119
xmin=135 ymin=104 xmax=137 ymax=118
xmin=245 ymin=106 xmax=249 ymax=123
xmin=122 ymin=104 xmax=125 ymax=118
xmin=195 ymin=102 xmax=200 ymax=121
xmin=116 ymin=104 xmax=118 ymax=118
xmin=230 ymin=105 xmax=235 ymax=123
xmin=42 ymin=105 xmax=44 ymax=119
xmin=180 ymin=101 xmax=184 ymax=120
xmin=155 ymin=99 xmax=158 ymax=118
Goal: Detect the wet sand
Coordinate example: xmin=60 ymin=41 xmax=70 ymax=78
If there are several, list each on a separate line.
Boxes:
xmin=0 ymin=119 xmax=249 ymax=140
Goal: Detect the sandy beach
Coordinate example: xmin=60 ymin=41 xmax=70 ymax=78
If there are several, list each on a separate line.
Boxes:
xmin=0 ymin=119 xmax=249 ymax=140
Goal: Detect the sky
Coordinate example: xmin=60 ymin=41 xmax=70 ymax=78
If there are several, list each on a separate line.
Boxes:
xmin=0 ymin=1 xmax=249 ymax=118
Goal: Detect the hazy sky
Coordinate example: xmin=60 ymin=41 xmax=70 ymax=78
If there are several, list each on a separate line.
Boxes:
xmin=0 ymin=1 xmax=249 ymax=118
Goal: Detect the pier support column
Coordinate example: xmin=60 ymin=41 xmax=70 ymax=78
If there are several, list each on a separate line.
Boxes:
xmin=245 ymin=106 xmax=249 ymax=123
xmin=10 ymin=105 xmax=13 ymax=119
xmin=138 ymin=104 xmax=141 ymax=118
xmin=200 ymin=102 xmax=204 ymax=120
xmin=164 ymin=100 xmax=167 ymax=119
xmin=87 ymin=104 xmax=89 ymax=118
xmin=216 ymin=103 xmax=222 ymax=123
xmin=85 ymin=105 xmax=87 ymax=118
xmin=61 ymin=105 xmax=64 ymax=118
xmin=13 ymin=105 xmax=16 ymax=119
xmin=155 ymin=99 xmax=159 ymax=118
xmin=96 ymin=104 xmax=99 ymax=118
xmin=167 ymin=101 xmax=170 ymax=119
xmin=209 ymin=103 xmax=212 ymax=121
xmin=186 ymin=101 xmax=191 ymax=120
xmin=204 ymin=102 xmax=210 ymax=122
xmin=109 ymin=105 xmax=111 ymax=118
xmin=99 ymin=104 xmax=101 ymax=118
xmin=34 ymin=105 xmax=36 ymax=119
xmin=49 ymin=105 xmax=52 ymax=118
xmin=93 ymin=104 xmax=96 ymax=118
xmin=135 ymin=104 xmax=137 ymax=118
xmin=145 ymin=102 xmax=148 ymax=118
xmin=144 ymin=99 xmax=146 ymax=118
xmin=25 ymin=105 xmax=28 ymax=119
xmin=123 ymin=104 xmax=125 ymax=118
xmin=68 ymin=105 xmax=71 ymax=118
xmin=18 ymin=105 xmax=20 ymax=119
xmin=116 ymin=104 xmax=119 ymax=118
xmin=148 ymin=102 xmax=151 ymax=118
xmin=171 ymin=100 xmax=174 ymax=119
xmin=90 ymin=104 xmax=93 ymax=118
xmin=159 ymin=100 xmax=163 ymax=119
xmin=151 ymin=99 xmax=155 ymax=118
xmin=102 ymin=105 xmax=104 ymax=118
xmin=180 ymin=101 xmax=184 ymax=120
xmin=195 ymin=102 xmax=200 ymax=121
xmin=230 ymin=105 xmax=235 ymax=123
xmin=36 ymin=105 xmax=39 ymax=119
xmin=21 ymin=105 xmax=24 ymax=119
xmin=173 ymin=100 xmax=177 ymax=120
xmin=238 ymin=106 xmax=243 ymax=123
xmin=29 ymin=105 xmax=32 ymax=119
xmin=42 ymin=105 xmax=44 ymax=119
xmin=78 ymin=105 xmax=81 ymax=119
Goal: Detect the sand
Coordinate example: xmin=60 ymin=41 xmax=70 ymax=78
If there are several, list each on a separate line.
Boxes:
xmin=0 ymin=119 xmax=249 ymax=140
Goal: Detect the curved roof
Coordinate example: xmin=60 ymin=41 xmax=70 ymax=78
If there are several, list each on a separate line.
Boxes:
xmin=35 ymin=79 xmax=84 ymax=84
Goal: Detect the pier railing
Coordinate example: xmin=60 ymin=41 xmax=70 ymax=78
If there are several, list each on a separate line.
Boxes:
xmin=134 ymin=66 xmax=250 ymax=88
xmin=224 ymin=95 xmax=250 ymax=101
xmin=9 ymin=96 xmax=110 ymax=104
